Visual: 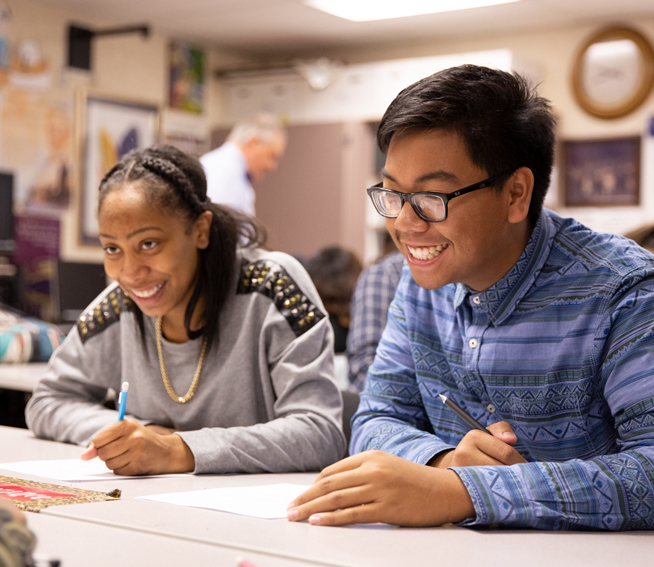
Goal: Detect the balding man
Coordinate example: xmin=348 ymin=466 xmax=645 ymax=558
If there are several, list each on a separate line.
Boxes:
xmin=200 ymin=113 xmax=287 ymax=217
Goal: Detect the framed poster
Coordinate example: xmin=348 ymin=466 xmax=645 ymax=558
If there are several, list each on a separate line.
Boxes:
xmin=79 ymin=94 xmax=159 ymax=244
xmin=562 ymin=137 xmax=640 ymax=207
xmin=169 ymin=41 xmax=204 ymax=114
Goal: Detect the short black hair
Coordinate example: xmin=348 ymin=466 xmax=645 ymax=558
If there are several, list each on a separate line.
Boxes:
xmin=377 ymin=65 xmax=556 ymax=225
xmin=98 ymin=145 xmax=264 ymax=352
xmin=305 ymin=246 xmax=362 ymax=321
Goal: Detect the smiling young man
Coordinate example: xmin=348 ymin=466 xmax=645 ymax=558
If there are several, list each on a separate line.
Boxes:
xmin=287 ymin=65 xmax=654 ymax=530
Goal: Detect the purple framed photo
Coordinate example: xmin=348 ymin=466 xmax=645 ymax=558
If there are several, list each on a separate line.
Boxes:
xmin=562 ymin=137 xmax=640 ymax=207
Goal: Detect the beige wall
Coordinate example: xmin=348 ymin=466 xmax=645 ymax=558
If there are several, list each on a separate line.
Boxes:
xmin=3 ymin=0 xmax=253 ymax=261
xmin=318 ymin=19 xmax=654 ymax=138
xmin=313 ymin=19 xmax=654 ymax=236
xmin=6 ymin=0 xmax=654 ymax=263
xmin=209 ymin=18 xmax=654 ymax=238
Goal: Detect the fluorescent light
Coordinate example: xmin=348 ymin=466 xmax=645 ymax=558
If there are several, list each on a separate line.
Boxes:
xmin=305 ymin=0 xmax=521 ymax=22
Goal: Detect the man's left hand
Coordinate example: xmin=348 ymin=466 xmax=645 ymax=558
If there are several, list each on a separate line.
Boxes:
xmin=286 ymin=450 xmax=475 ymax=527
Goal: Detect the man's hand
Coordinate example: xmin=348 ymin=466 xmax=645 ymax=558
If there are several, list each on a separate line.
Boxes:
xmin=79 ymin=419 xmax=194 ymax=475
xmin=286 ymin=450 xmax=475 ymax=527
xmin=431 ymin=421 xmax=527 ymax=468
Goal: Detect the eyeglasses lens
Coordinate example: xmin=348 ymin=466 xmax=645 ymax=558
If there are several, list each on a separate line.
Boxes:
xmin=377 ymin=192 xmax=402 ymax=216
xmin=372 ymin=190 xmax=447 ymax=222
xmin=414 ymin=195 xmax=446 ymax=221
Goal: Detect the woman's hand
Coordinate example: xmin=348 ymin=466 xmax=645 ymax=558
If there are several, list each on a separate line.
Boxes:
xmin=431 ymin=421 xmax=527 ymax=468
xmin=79 ymin=419 xmax=194 ymax=475
xmin=286 ymin=450 xmax=475 ymax=527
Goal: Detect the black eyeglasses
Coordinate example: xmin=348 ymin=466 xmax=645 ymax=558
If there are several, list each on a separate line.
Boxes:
xmin=366 ymin=174 xmax=507 ymax=223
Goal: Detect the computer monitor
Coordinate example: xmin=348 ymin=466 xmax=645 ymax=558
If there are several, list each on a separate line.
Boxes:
xmin=0 ymin=172 xmax=14 ymax=255
xmin=53 ymin=260 xmax=108 ymax=322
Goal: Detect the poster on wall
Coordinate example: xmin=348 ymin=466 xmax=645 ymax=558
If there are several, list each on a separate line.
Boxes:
xmin=80 ymin=94 xmax=159 ymax=244
xmin=169 ymin=41 xmax=204 ymax=114
xmin=562 ymin=137 xmax=640 ymax=207
xmin=12 ymin=214 xmax=60 ymax=321
xmin=161 ymin=108 xmax=209 ymax=157
xmin=0 ymin=89 xmax=74 ymax=213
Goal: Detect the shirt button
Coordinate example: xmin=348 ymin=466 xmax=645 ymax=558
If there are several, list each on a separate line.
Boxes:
xmin=487 ymin=404 xmax=496 ymax=413
xmin=468 ymin=338 xmax=478 ymax=349
xmin=472 ymin=296 xmax=481 ymax=305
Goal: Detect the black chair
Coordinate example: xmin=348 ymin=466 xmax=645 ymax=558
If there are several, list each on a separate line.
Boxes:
xmin=341 ymin=389 xmax=360 ymax=456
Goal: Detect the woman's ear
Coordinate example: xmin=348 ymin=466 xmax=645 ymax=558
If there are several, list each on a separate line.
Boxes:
xmin=194 ymin=210 xmax=213 ymax=250
xmin=506 ymin=167 xmax=534 ymax=225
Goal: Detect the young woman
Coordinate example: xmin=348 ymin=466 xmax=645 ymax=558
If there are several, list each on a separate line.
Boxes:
xmin=26 ymin=145 xmax=345 ymax=475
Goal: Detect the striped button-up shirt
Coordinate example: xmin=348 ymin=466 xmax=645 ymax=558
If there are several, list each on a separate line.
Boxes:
xmin=352 ymin=208 xmax=654 ymax=530
xmin=347 ymin=251 xmax=405 ymax=393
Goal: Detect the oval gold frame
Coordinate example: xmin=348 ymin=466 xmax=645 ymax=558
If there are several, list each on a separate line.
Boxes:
xmin=572 ymin=26 xmax=654 ymax=119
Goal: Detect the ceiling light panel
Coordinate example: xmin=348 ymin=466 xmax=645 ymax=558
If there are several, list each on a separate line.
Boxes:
xmin=304 ymin=0 xmax=522 ymax=22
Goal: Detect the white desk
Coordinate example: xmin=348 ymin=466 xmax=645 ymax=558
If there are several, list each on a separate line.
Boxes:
xmin=1 ymin=426 xmax=652 ymax=567
xmin=0 ymin=362 xmax=47 ymax=392
xmin=27 ymin=513 xmax=312 ymax=567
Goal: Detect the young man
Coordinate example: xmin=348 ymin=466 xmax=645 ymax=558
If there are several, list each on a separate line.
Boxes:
xmin=286 ymin=64 xmax=654 ymax=531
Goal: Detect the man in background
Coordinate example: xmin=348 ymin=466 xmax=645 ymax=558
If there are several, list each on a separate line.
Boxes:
xmin=346 ymin=249 xmax=403 ymax=392
xmin=200 ymin=113 xmax=287 ymax=217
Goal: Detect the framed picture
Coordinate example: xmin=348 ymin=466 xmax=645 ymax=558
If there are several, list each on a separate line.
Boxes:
xmin=561 ymin=137 xmax=640 ymax=207
xmin=78 ymin=93 xmax=159 ymax=244
xmin=169 ymin=41 xmax=205 ymax=114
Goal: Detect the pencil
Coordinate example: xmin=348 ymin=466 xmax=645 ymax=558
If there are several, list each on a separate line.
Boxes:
xmin=117 ymin=382 xmax=129 ymax=421
xmin=438 ymin=393 xmax=491 ymax=435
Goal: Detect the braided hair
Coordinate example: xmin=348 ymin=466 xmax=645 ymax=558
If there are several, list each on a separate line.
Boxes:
xmin=98 ymin=145 xmax=265 ymax=352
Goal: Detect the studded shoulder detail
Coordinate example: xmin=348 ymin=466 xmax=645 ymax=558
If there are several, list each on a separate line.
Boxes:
xmin=237 ymin=260 xmax=325 ymax=337
xmin=77 ymin=285 xmax=130 ymax=344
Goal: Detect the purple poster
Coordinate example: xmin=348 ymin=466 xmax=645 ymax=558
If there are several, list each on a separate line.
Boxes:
xmin=12 ymin=214 xmax=60 ymax=320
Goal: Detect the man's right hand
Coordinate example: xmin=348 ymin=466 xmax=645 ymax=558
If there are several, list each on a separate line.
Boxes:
xmin=430 ymin=421 xmax=527 ymax=468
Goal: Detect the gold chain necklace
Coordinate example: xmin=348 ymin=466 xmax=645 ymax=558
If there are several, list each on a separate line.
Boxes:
xmin=155 ymin=315 xmax=208 ymax=404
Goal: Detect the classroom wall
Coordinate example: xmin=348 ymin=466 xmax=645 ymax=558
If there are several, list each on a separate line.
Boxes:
xmin=210 ymin=17 xmax=654 ymax=239
xmin=310 ymin=18 xmax=654 ymax=138
xmin=327 ymin=18 xmax=654 ymax=236
xmin=4 ymin=1 xmax=654 ymax=267
xmin=2 ymin=0 xmax=253 ymax=263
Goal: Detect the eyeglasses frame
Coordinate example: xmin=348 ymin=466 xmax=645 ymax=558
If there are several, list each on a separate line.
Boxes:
xmin=366 ymin=173 xmax=509 ymax=223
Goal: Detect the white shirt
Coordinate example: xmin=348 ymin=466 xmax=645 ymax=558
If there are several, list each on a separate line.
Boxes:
xmin=200 ymin=142 xmax=255 ymax=217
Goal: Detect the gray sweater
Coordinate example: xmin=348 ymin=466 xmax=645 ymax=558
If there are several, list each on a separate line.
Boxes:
xmin=26 ymin=249 xmax=346 ymax=474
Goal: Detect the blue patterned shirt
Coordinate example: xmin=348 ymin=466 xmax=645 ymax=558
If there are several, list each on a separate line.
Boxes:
xmin=351 ymin=209 xmax=654 ymax=530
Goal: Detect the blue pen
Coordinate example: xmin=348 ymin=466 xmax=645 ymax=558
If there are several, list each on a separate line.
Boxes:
xmin=117 ymin=381 xmax=129 ymax=420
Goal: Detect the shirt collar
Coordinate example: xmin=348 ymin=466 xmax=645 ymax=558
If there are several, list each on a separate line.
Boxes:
xmin=453 ymin=209 xmax=555 ymax=325
xmin=225 ymin=141 xmax=251 ymax=181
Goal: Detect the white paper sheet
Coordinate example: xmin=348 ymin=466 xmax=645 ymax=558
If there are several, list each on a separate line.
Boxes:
xmin=138 ymin=483 xmax=309 ymax=519
xmin=0 ymin=459 xmax=185 ymax=482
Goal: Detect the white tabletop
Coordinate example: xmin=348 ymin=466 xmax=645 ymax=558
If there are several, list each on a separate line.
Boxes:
xmin=1 ymin=426 xmax=652 ymax=567
xmin=0 ymin=362 xmax=47 ymax=392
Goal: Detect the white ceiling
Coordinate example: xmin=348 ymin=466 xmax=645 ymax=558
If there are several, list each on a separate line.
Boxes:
xmin=33 ymin=0 xmax=654 ymax=59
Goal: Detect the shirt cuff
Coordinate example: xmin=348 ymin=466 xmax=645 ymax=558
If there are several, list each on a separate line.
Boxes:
xmin=449 ymin=467 xmax=490 ymax=526
xmin=397 ymin=438 xmax=456 ymax=466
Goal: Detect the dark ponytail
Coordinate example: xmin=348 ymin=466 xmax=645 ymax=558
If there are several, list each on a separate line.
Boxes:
xmin=98 ymin=145 xmax=265 ymax=352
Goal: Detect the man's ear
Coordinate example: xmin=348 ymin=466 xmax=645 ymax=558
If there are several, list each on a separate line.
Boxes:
xmin=244 ymin=136 xmax=261 ymax=151
xmin=506 ymin=167 xmax=534 ymax=224
xmin=194 ymin=210 xmax=213 ymax=250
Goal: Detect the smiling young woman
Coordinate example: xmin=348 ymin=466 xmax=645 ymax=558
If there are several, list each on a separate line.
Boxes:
xmin=26 ymin=145 xmax=345 ymax=476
